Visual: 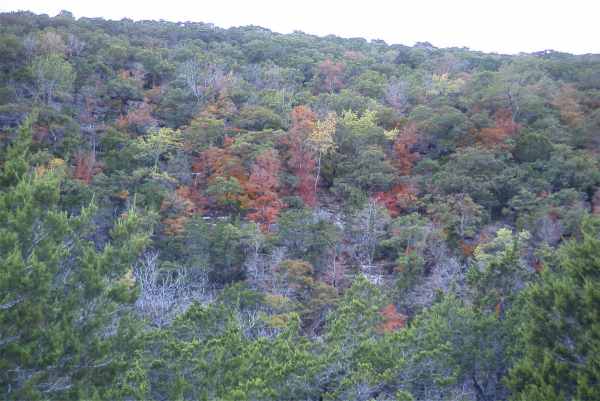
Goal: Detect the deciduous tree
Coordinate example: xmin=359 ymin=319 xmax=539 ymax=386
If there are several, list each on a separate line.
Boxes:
xmin=246 ymin=149 xmax=283 ymax=230
xmin=392 ymin=121 xmax=420 ymax=176
xmin=30 ymin=54 xmax=75 ymax=105
xmin=308 ymin=111 xmax=336 ymax=192
xmin=315 ymin=58 xmax=345 ymax=93
xmin=284 ymin=106 xmax=317 ymax=206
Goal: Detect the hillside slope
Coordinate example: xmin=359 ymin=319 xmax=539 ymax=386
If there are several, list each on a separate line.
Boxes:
xmin=1 ymin=10 xmax=600 ymax=401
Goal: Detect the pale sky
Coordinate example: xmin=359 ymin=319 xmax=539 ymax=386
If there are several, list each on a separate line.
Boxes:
xmin=1 ymin=0 xmax=599 ymax=55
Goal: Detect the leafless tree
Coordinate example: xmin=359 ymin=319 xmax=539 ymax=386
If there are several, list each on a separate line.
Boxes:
xmin=243 ymin=224 xmax=268 ymax=285
xmin=181 ymin=59 xmax=204 ymax=103
xmin=347 ymin=199 xmax=390 ymax=276
xmin=181 ymin=59 xmax=232 ymax=103
xmin=66 ymin=34 xmax=85 ymax=58
xmin=134 ymin=251 xmax=190 ymax=326
xmin=23 ymin=34 xmax=37 ymax=62
xmin=385 ymin=78 xmax=410 ymax=114
xmin=38 ymin=30 xmax=66 ymax=56
xmin=407 ymin=256 xmax=467 ymax=310
xmin=31 ymin=54 xmax=75 ymax=105
xmin=536 ymin=214 xmax=562 ymax=246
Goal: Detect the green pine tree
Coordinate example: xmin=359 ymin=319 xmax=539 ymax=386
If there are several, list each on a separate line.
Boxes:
xmin=0 ymin=116 xmax=152 ymax=400
xmin=507 ymin=218 xmax=600 ymax=401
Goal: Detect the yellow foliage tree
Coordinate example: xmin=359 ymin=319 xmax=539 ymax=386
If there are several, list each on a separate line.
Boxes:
xmin=308 ymin=112 xmax=337 ymax=192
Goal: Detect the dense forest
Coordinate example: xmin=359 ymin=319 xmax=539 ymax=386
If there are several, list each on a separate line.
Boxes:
xmin=1 ymin=10 xmax=600 ymax=401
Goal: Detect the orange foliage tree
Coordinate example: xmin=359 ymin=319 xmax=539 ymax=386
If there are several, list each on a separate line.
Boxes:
xmin=192 ymin=137 xmax=250 ymax=212
xmin=374 ymin=183 xmax=418 ymax=217
xmin=553 ymin=84 xmax=584 ymax=128
xmin=201 ymin=94 xmax=238 ymax=121
xmin=378 ymin=303 xmax=407 ymax=333
xmin=477 ymin=108 xmax=520 ymax=147
xmin=160 ymin=186 xmax=203 ymax=236
xmin=116 ymin=99 xmax=156 ymax=133
xmin=283 ymin=106 xmax=318 ymax=206
xmin=192 ymin=138 xmax=247 ymax=184
xmin=393 ymin=122 xmax=420 ymax=176
xmin=316 ymin=59 xmax=345 ymax=93
xmin=73 ymin=151 xmax=103 ymax=184
xmin=246 ymin=149 xmax=284 ymax=230
xmin=176 ymin=185 xmax=205 ymax=213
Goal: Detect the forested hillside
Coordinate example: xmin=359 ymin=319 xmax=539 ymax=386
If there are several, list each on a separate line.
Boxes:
xmin=1 ymin=10 xmax=600 ymax=401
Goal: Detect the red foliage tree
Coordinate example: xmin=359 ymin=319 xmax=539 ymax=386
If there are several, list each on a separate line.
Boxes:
xmin=191 ymin=137 xmax=250 ymax=211
xmin=316 ymin=59 xmax=345 ymax=93
xmin=373 ymin=183 xmax=418 ymax=217
xmin=592 ymin=188 xmax=600 ymax=215
xmin=116 ymin=99 xmax=156 ymax=133
xmin=199 ymin=94 xmax=238 ymax=122
xmin=283 ymin=106 xmax=317 ymax=206
xmin=378 ymin=303 xmax=407 ymax=333
xmin=393 ymin=122 xmax=420 ymax=176
xmin=73 ymin=151 xmax=103 ymax=184
xmin=532 ymin=258 xmax=544 ymax=273
xmin=478 ymin=108 xmax=520 ymax=148
xmin=246 ymin=149 xmax=284 ymax=230
xmin=192 ymin=138 xmax=246 ymax=184
xmin=553 ymin=84 xmax=584 ymax=128
xmin=176 ymin=185 xmax=205 ymax=213
xmin=160 ymin=186 xmax=198 ymax=236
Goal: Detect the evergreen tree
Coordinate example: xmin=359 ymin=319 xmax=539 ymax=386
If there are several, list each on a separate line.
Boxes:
xmin=0 ymin=116 xmax=152 ymax=400
xmin=508 ymin=218 xmax=600 ymax=401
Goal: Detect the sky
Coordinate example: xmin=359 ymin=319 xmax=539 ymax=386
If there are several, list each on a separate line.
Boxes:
xmin=1 ymin=0 xmax=599 ymax=55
